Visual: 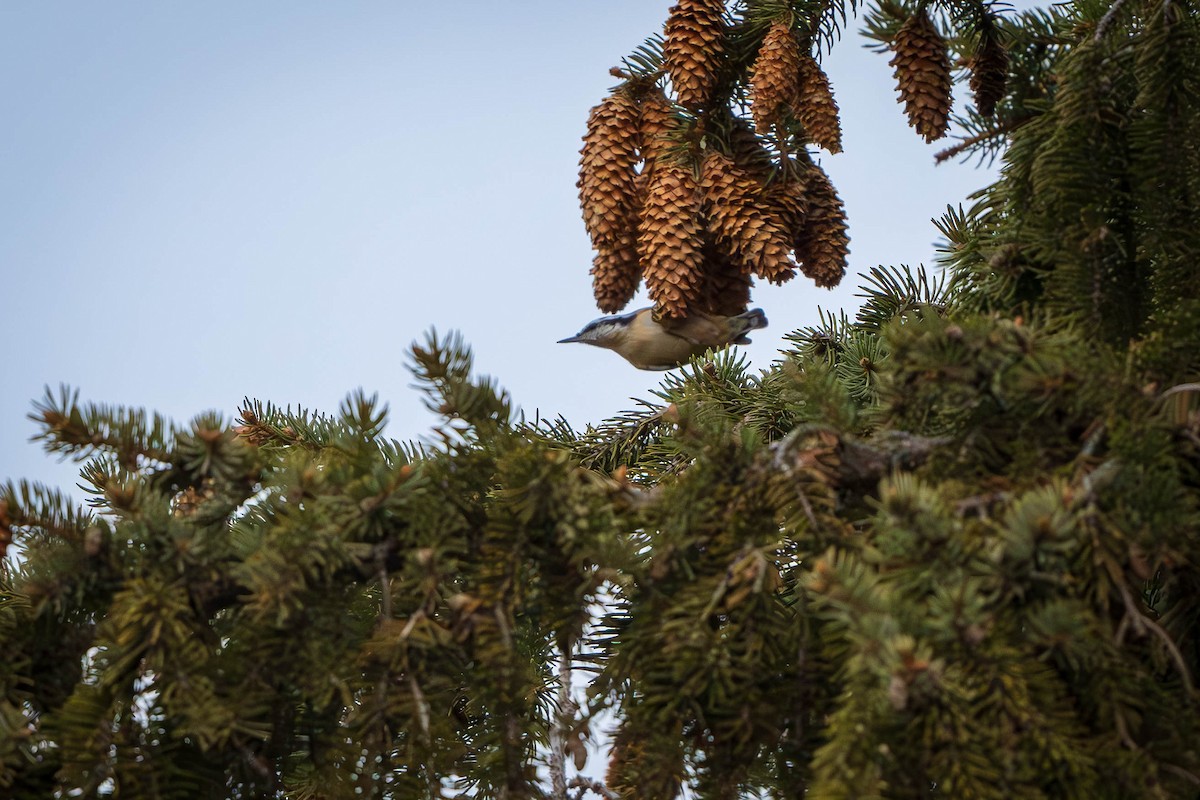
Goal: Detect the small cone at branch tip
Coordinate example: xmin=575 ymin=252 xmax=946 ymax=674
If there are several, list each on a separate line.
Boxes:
xmin=750 ymin=20 xmax=802 ymax=131
xmin=578 ymin=90 xmax=642 ymax=249
xmin=663 ymin=0 xmax=726 ymax=110
xmin=794 ymin=54 xmax=843 ymax=154
xmin=793 ymin=162 xmax=849 ymax=288
xmin=890 ymin=10 xmax=953 ymax=142
xmin=969 ymin=34 xmax=1008 ymax=118
xmin=639 ymin=165 xmax=705 ymax=319
xmin=699 ymin=151 xmax=795 ymax=283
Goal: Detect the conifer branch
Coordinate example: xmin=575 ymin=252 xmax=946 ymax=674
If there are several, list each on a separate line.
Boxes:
xmin=934 ymin=112 xmax=1032 ymax=163
xmin=1115 ymin=580 xmax=1195 ymax=697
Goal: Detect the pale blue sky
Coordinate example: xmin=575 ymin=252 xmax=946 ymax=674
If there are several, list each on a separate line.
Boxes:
xmin=2 ymin=2 xmax=1002 ymax=497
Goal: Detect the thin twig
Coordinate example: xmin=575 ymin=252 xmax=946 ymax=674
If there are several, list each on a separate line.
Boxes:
xmin=934 ymin=115 xmax=1032 ymax=164
xmin=1113 ymin=707 xmax=1139 ymax=751
xmin=1094 ymin=0 xmax=1131 ymax=42
xmin=1117 ymin=581 xmax=1195 ymax=696
xmin=1161 ymin=763 xmax=1200 ymax=787
xmin=375 ymin=563 xmax=394 ymax=773
xmin=378 ymin=564 xmax=393 ymax=620
xmin=548 ymin=645 xmax=578 ymax=799
xmin=1159 ymin=383 xmax=1200 ymax=400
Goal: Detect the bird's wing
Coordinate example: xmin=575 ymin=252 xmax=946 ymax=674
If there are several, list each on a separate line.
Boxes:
xmin=660 ymin=313 xmax=725 ymax=346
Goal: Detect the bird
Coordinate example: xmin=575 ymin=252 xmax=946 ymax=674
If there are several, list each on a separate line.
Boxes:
xmin=558 ymin=307 xmax=768 ymax=370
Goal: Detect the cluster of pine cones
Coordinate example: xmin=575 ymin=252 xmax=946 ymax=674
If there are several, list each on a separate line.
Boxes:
xmin=578 ymin=0 xmax=1007 ymax=320
xmin=578 ymin=0 xmax=850 ymax=320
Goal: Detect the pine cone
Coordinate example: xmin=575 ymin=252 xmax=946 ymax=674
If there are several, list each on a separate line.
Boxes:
xmin=750 ymin=20 xmax=801 ymax=131
xmin=663 ymin=0 xmax=726 ymax=110
xmin=969 ymin=34 xmax=1008 ymax=118
xmin=890 ymin=11 xmax=953 ymax=143
xmin=793 ymin=54 xmax=843 ymax=154
xmin=578 ymin=90 xmax=641 ymax=248
xmin=768 ymin=164 xmax=809 ymax=237
xmin=591 ymin=229 xmax=642 ymax=313
xmin=696 ymin=239 xmax=754 ymax=316
xmin=640 ymin=165 xmax=705 ymax=319
xmin=793 ymin=163 xmax=848 ymax=288
xmin=638 ymin=88 xmax=679 ymax=172
xmin=726 ymin=117 xmax=775 ymax=179
xmin=699 ymin=151 xmax=795 ymax=284
xmin=606 ymin=725 xmax=682 ymax=800
xmin=579 ymin=90 xmax=644 ymax=312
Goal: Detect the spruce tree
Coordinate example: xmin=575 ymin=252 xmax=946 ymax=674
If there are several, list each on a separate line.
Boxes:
xmin=3 ymin=0 xmax=1199 ymax=798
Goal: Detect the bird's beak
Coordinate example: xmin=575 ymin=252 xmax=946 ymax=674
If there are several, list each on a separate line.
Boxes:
xmin=558 ymin=335 xmax=582 ymax=344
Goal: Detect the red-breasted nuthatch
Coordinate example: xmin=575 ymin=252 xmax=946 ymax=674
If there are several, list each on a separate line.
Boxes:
xmin=558 ymin=307 xmax=768 ymax=370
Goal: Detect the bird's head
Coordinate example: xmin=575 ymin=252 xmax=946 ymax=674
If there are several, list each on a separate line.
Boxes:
xmin=557 ymin=311 xmax=639 ymax=350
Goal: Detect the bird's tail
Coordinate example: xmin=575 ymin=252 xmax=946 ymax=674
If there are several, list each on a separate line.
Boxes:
xmin=730 ymin=308 xmax=768 ymax=344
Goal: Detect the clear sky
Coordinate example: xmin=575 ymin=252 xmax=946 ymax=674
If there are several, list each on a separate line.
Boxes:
xmin=1 ymin=2 xmax=1004 ymax=498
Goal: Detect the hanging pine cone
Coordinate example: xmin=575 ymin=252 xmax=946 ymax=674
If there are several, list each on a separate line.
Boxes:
xmin=793 ymin=54 xmax=843 ymax=154
xmin=638 ymin=88 xmax=679 ymax=173
xmin=640 ymin=165 xmax=705 ymax=319
xmin=726 ymin=117 xmax=775 ymax=179
xmin=590 ymin=230 xmax=642 ymax=313
xmin=750 ymin=20 xmax=801 ymax=131
xmin=793 ymin=162 xmax=848 ymax=288
xmin=969 ymin=33 xmax=1008 ymax=118
xmin=578 ymin=90 xmax=641 ymax=248
xmin=699 ymin=151 xmax=795 ymax=284
xmin=578 ymin=90 xmax=643 ymax=312
xmin=768 ymin=163 xmax=810 ymax=237
xmin=606 ymin=725 xmax=683 ymax=800
xmin=696 ymin=239 xmax=754 ymax=316
xmin=663 ymin=0 xmax=726 ymax=111
xmin=889 ymin=11 xmax=953 ymax=143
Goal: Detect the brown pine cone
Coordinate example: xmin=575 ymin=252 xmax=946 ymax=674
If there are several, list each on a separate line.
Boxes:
xmin=637 ymin=88 xmax=679 ymax=173
xmin=578 ymin=90 xmax=641 ymax=248
xmin=750 ymin=20 xmax=802 ymax=131
xmin=591 ymin=230 xmax=642 ymax=313
xmin=699 ymin=151 xmax=796 ymax=284
xmin=696 ymin=238 xmax=755 ymax=316
xmin=969 ymin=33 xmax=1008 ymax=118
xmin=663 ymin=0 xmax=727 ymax=110
xmin=726 ymin=116 xmax=776 ymax=179
xmin=889 ymin=11 xmax=953 ymax=142
xmin=793 ymin=162 xmax=848 ymax=287
xmin=640 ymin=165 xmax=705 ymax=319
xmin=794 ymin=54 xmax=843 ymax=154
